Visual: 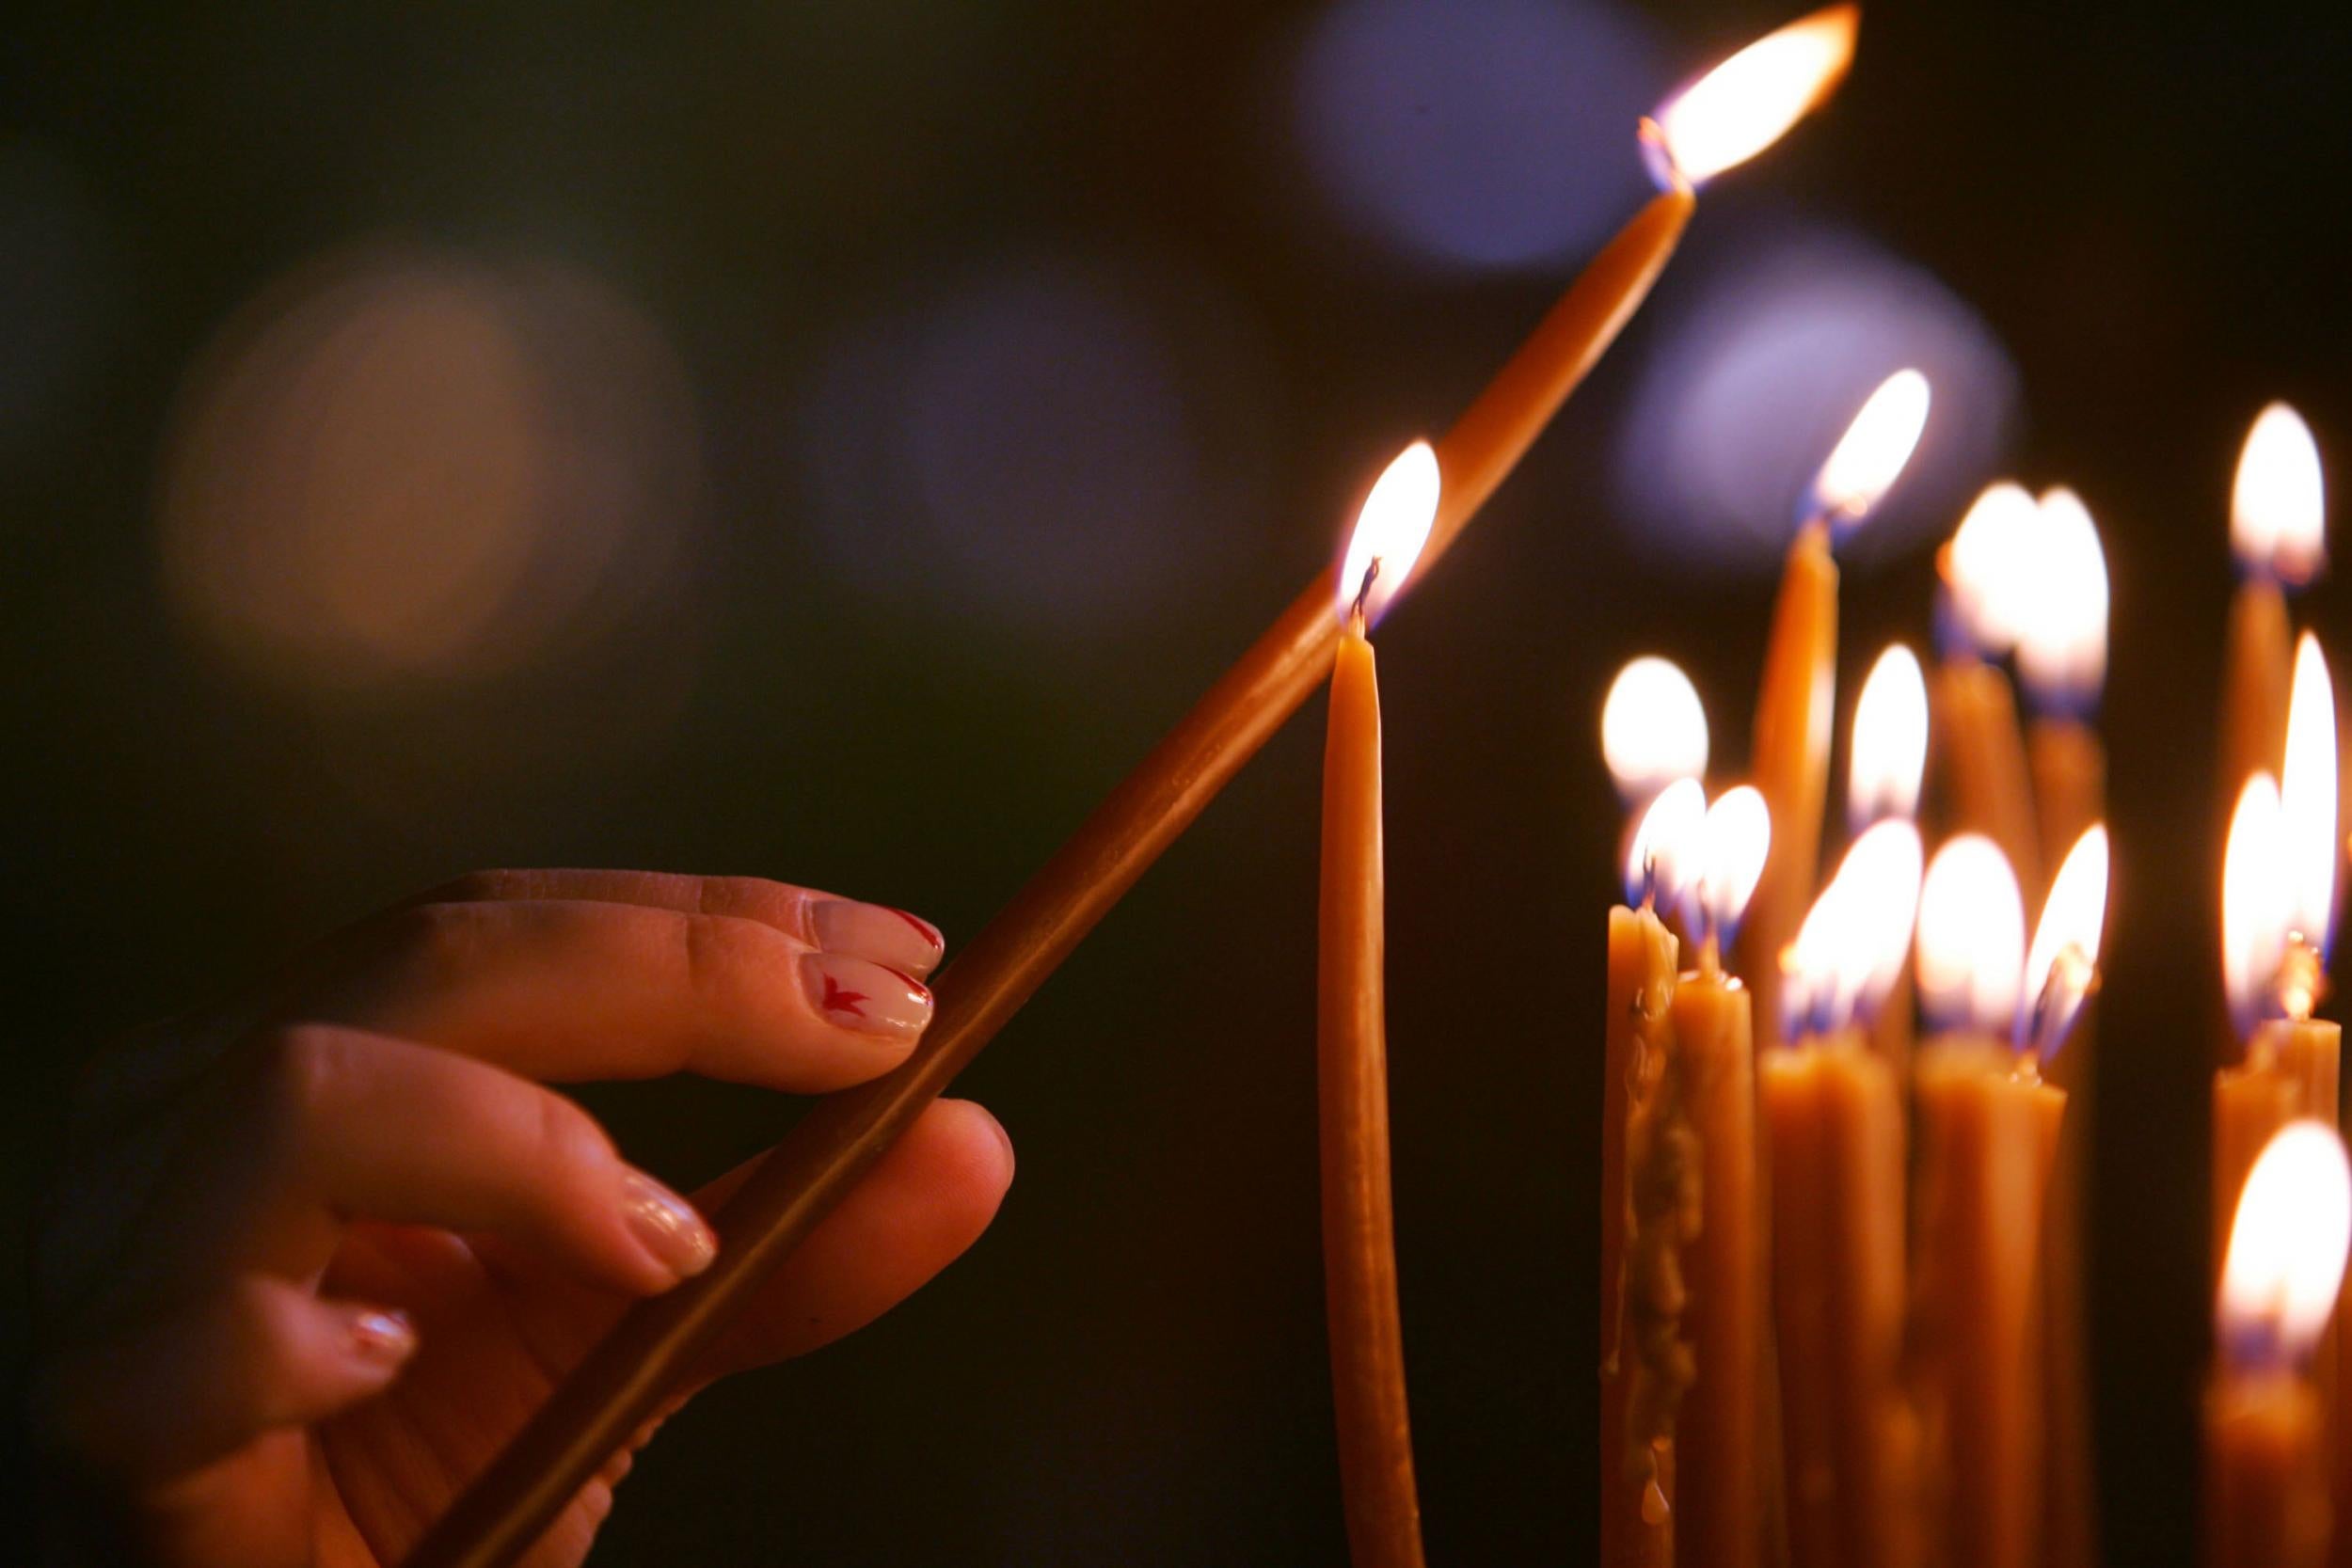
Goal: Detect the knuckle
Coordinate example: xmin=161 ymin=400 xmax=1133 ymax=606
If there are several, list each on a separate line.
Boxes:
xmin=383 ymin=901 xmax=497 ymax=989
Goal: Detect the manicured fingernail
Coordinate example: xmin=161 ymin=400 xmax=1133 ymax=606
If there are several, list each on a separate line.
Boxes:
xmin=622 ymin=1171 xmax=718 ymax=1279
xmin=801 ymin=952 xmax=932 ymax=1042
xmin=350 ymin=1308 xmax=416 ymax=1366
xmin=810 ymin=899 xmax=946 ymax=977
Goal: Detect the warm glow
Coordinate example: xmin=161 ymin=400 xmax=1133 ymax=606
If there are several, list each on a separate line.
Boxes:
xmin=1336 ymin=440 xmax=1439 ymax=627
xmin=1647 ymin=4 xmax=1860 ymax=188
xmin=2232 ymin=403 xmax=2326 ymax=586
xmin=1626 ymin=776 xmax=1707 ymax=911
xmin=1695 ymin=784 xmax=1772 ymax=943
xmin=1942 ymin=482 xmax=2038 ymax=656
xmin=1603 ymin=657 xmax=1709 ymax=804
xmin=2022 ymin=826 xmax=2110 ymax=1059
xmin=2222 ymin=773 xmax=2288 ymax=1040
xmin=1849 ymin=643 xmax=1927 ymax=829
xmin=2014 ymin=487 xmax=2108 ymax=710
xmin=1785 ymin=818 xmax=1922 ymax=1037
xmin=2219 ymin=1120 xmax=2352 ymax=1368
xmin=1915 ymin=834 xmax=2026 ymax=1038
xmin=2280 ymin=634 xmax=2339 ymax=958
xmin=1808 ymin=369 xmax=1930 ymax=530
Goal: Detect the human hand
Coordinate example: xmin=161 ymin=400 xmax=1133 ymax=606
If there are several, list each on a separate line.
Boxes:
xmin=32 ymin=871 xmax=1012 ymax=1568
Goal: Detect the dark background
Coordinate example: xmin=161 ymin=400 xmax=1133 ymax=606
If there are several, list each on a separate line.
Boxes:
xmin=5 ymin=1 xmax=2346 ymax=1561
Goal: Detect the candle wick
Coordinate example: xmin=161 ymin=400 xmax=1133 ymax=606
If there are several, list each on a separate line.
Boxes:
xmin=1350 ymin=555 xmax=1383 ymax=629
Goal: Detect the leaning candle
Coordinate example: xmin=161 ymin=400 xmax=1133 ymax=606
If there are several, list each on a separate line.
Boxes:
xmin=1931 ymin=481 xmax=2044 ymax=901
xmin=1742 ymin=367 xmax=1932 ymax=1049
xmin=1764 ymin=821 xmax=1922 ymax=1568
xmin=1849 ymin=642 xmax=1929 ymax=1079
xmin=2206 ymin=1122 xmax=2351 ymax=1568
xmin=2222 ymin=404 xmax=2325 ymax=824
xmin=401 ymin=17 xmax=1866 ymax=1561
xmin=1319 ymin=445 xmax=1439 ymax=1568
xmin=1670 ymin=786 xmax=1774 ymax=1568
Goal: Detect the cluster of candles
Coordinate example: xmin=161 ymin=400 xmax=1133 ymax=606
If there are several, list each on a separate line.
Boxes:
xmin=402 ymin=10 xmax=2348 ymax=1568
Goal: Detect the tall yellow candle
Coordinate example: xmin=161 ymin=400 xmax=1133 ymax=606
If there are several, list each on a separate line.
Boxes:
xmin=2207 ymin=1123 xmax=2352 ymax=1568
xmin=1742 ymin=369 xmax=1933 ymax=1048
xmin=1316 ymin=446 xmax=1440 ymax=1568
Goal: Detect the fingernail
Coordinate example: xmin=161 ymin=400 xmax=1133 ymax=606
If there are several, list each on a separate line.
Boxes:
xmin=622 ymin=1171 xmax=718 ymax=1279
xmin=810 ymin=899 xmax=946 ymax=977
xmin=350 ymin=1308 xmax=416 ymax=1366
xmin=800 ymin=952 xmax=932 ymax=1042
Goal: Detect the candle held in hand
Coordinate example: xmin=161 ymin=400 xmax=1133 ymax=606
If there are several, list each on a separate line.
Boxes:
xmin=1318 ymin=443 xmax=1438 ymax=1568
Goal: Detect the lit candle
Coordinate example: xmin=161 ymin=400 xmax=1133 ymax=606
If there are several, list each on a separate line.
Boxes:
xmin=1741 ymin=368 xmax=1933 ymax=1048
xmin=1849 ymin=641 xmax=1930 ymax=1076
xmin=2018 ymin=487 xmax=2110 ymax=900
xmin=1932 ymin=481 xmax=2044 ymax=900
xmin=1671 ymin=785 xmax=1774 ymax=1568
xmin=2207 ymin=1123 xmax=2351 ymax=1568
xmin=1910 ymin=829 xmax=2106 ymax=1568
xmin=2223 ymin=404 xmax=2325 ymax=824
xmin=1764 ymin=819 xmax=1922 ymax=1568
xmin=2214 ymin=639 xmax=2342 ymax=1283
xmin=1604 ymin=778 xmax=1702 ymax=1565
xmin=405 ymin=13 xmax=1867 ymax=1565
xmin=1319 ymin=443 xmax=1439 ymax=1568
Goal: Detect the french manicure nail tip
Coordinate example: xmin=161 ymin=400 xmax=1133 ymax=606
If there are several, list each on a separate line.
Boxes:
xmin=800 ymin=952 xmax=932 ymax=1039
xmin=622 ymin=1171 xmax=718 ymax=1278
xmin=810 ymin=899 xmax=946 ymax=974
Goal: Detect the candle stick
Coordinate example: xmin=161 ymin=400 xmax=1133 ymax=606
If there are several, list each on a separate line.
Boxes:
xmin=1849 ymin=642 xmax=1930 ymax=1078
xmin=1319 ymin=445 xmax=1438 ymax=1568
xmin=2222 ymin=404 xmax=2325 ymax=827
xmin=1764 ymin=821 xmax=1922 ymax=1568
xmin=2207 ymin=1123 xmax=2351 ymax=1568
xmin=401 ymin=17 xmax=1864 ymax=1561
xmin=1672 ymin=787 xmax=1774 ymax=1568
xmin=1932 ymin=481 xmax=2044 ymax=901
xmin=1742 ymin=368 xmax=1932 ymax=1049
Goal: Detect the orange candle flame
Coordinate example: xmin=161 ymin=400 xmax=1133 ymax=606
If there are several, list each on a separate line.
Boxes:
xmin=1848 ymin=641 xmax=1927 ymax=830
xmin=1627 ymin=775 xmax=1707 ymax=913
xmin=1695 ymin=784 xmax=1772 ymax=950
xmin=2220 ymin=1120 xmax=2352 ymax=1369
xmin=1915 ymin=833 xmax=2026 ymax=1039
xmin=2280 ymin=634 xmax=2338 ymax=967
xmin=1806 ymin=367 xmax=1930 ymax=536
xmin=2232 ymin=402 xmax=2326 ymax=587
xmin=2223 ymin=772 xmax=2290 ymax=1039
xmin=1603 ymin=655 xmax=1709 ymax=807
xmin=1335 ymin=440 xmax=1440 ymax=629
xmin=1941 ymin=481 xmax=2038 ymax=657
xmin=1782 ymin=816 xmax=1921 ymax=1037
xmin=2021 ymin=824 xmax=2110 ymax=1060
xmin=2016 ymin=486 xmax=2108 ymax=714
xmin=1643 ymin=4 xmax=1861 ymax=190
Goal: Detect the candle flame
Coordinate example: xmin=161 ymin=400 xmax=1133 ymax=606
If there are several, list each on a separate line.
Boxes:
xmin=1336 ymin=440 xmax=1440 ymax=627
xmin=1603 ymin=656 xmax=1709 ymax=806
xmin=1806 ymin=368 xmax=1930 ymax=535
xmin=2014 ymin=487 xmax=2108 ymax=714
xmin=2020 ymin=825 xmax=2110 ymax=1061
xmin=2232 ymin=403 xmax=2326 ymax=586
xmin=1915 ymin=834 xmax=2026 ymax=1039
xmin=1626 ymin=775 xmax=1707 ymax=912
xmin=1695 ymin=784 xmax=1772 ymax=947
xmin=2280 ymin=633 xmax=2338 ymax=965
xmin=1783 ymin=817 xmax=1922 ymax=1037
xmin=1645 ymin=4 xmax=1860 ymax=189
xmin=1848 ymin=642 xmax=1927 ymax=830
xmin=2222 ymin=772 xmax=2289 ymax=1040
xmin=1941 ymin=481 xmax=2038 ymax=657
xmin=2220 ymin=1120 xmax=2352 ymax=1369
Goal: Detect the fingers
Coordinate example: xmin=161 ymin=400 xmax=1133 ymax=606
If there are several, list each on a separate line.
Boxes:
xmin=40 ymin=1275 xmax=417 ymax=1481
xmin=411 ymin=869 xmax=946 ymax=978
xmin=697 ymin=1099 xmax=1015 ymax=1378
xmin=236 ymin=1025 xmax=716 ymax=1295
xmin=290 ymin=898 xmax=935 ymax=1093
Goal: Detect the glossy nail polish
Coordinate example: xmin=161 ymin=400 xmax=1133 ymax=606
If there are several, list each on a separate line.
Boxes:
xmin=800 ymin=952 xmax=933 ymax=1041
xmin=809 ymin=899 xmax=946 ymax=977
xmin=350 ymin=1308 xmax=416 ymax=1365
xmin=622 ymin=1171 xmax=718 ymax=1279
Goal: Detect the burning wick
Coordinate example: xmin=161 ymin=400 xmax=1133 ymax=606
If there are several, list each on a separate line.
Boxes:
xmin=1350 ymin=556 xmax=1383 ymax=629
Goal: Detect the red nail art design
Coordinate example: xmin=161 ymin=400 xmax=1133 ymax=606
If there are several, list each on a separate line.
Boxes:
xmin=801 ymin=953 xmax=931 ymax=1039
xmin=821 ymin=974 xmax=868 ymax=1017
xmin=889 ymin=907 xmax=945 ymax=950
